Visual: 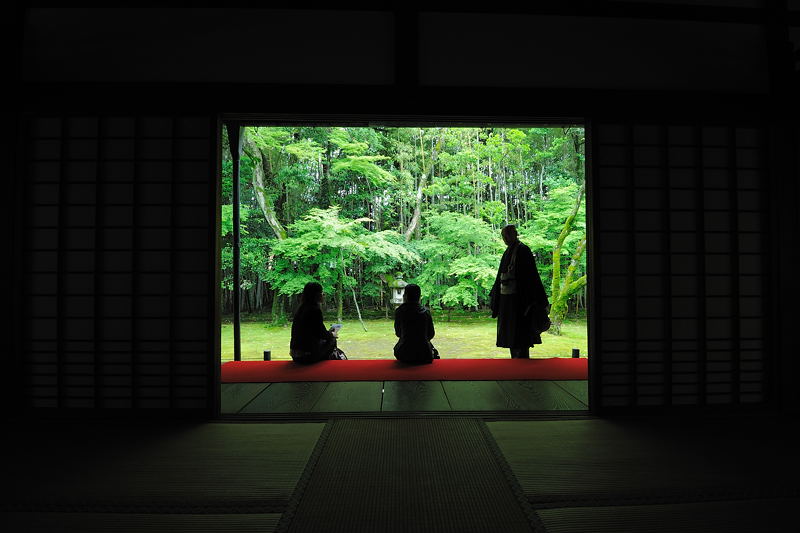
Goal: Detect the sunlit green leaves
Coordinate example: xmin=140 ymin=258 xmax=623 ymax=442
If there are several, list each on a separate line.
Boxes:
xmin=284 ymin=138 xmax=324 ymax=161
xmin=332 ymin=155 xmax=394 ymax=186
xmin=263 ymin=207 xmax=419 ymax=297
xmin=221 ymin=204 xmax=251 ymax=237
xmin=328 ymin=127 xmax=370 ymax=156
xmin=410 ymin=212 xmax=502 ymax=309
xmin=220 ymin=125 xmax=586 ymax=317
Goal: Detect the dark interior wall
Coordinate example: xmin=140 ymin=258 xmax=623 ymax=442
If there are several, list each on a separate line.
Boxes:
xmin=22 ymin=9 xmax=394 ymax=85
xmin=23 ymin=8 xmax=768 ymax=94
xmin=776 ymin=3 xmax=800 ymax=414
xmin=796 ymin=128 xmax=800 ymax=411
xmin=13 ymin=6 xmax=799 ymax=416
xmin=591 ymin=122 xmax=773 ymax=410
xmin=782 ymin=125 xmax=800 ymax=412
xmin=16 ymin=115 xmax=217 ymax=413
xmin=419 ymin=13 xmax=768 ymax=92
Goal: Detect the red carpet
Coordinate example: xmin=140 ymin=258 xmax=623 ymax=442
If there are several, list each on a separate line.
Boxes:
xmin=221 ymin=357 xmax=588 ymax=383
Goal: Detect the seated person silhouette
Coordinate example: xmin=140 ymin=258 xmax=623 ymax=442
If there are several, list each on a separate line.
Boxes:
xmin=393 ymin=284 xmax=439 ymax=364
xmin=290 ymin=282 xmax=341 ymax=363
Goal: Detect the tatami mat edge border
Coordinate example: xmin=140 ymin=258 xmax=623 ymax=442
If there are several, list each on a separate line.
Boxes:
xmin=527 ymin=487 xmax=800 ymax=510
xmin=274 ymin=420 xmax=335 ymax=533
xmin=220 ymin=411 xmax=595 ymax=422
xmin=477 ymin=419 xmax=550 ymax=533
xmin=0 ymin=501 xmax=288 ymax=514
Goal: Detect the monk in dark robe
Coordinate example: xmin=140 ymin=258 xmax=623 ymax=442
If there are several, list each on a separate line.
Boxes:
xmin=489 ymin=225 xmax=550 ymax=358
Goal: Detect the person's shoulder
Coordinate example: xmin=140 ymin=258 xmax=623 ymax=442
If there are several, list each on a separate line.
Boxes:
xmin=518 ymin=242 xmax=534 ymax=256
xmin=297 ymin=303 xmax=321 ymax=317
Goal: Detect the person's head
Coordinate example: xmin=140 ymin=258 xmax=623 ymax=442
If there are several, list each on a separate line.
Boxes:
xmin=501 ymin=224 xmax=519 ymax=246
xmin=404 ymin=283 xmax=421 ymax=305
xmin=300 ymin=282 xmax=324 ymax=306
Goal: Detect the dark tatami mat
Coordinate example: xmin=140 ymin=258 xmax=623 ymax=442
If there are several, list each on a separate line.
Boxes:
xmin=3 ymin=422 xmax=324 ymax=513
xmin=0 ymin=512 xmax=282 ymax=533
xmin=488 ymin=418 xmax=800 ymax=506
xmin=278 ymin=418 xmax=537 ymax=533
xmin=537 ymin=498 xmax=800 ymax=533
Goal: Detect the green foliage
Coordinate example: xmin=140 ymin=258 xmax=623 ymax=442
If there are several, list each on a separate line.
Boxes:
xmin=332 ymin=155 xmax=394 ymax=187
xmin=518 ymin=183 xmax=587 ymax=297
xmin=328 ymin=127 xmax=370 ymax=155
xmin=441 ymin=254 xmax=499 ymax=309
xmin=263 ymin=207 xmax=418 ymax=298
xmin=221 ymin=204 xmax=251 ymax=237
xmin=411 ymin=212 xmax=502 ymax=309
xmin=220 ymin=126 xmax=587 ymax=318
xmin=284 ymin=139 xmax=324 ymax=161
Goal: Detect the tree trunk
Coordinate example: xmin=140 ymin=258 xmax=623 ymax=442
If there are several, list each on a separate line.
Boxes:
xmin=271 ymin=290 xmax=286 ymax=324
xmin=336 ymin=278 xmax=343 ymax=323
xmin=549 ymin=178 xmax=587 ymax=334
xmin=351 ymin=287 xmax=367 ymax=331
xmin=381 ymin=284 xmax=388 ymax=319
xmin=243 ymin=133 xmax=287 ymax=240
xmin=539 ymin=164 xmax=544 ymax=199
xmin=374 ymin=197 xmax=382 ymax=231
xmin=404 ymin=172 xmax=427 ymax=241
xmin=255 ymin=279 xmax=263 ymax=312
xmin=320 ymin=144 xmax=332 ymax=207
xmin=551 ymin=235 xmax=587 ymax=332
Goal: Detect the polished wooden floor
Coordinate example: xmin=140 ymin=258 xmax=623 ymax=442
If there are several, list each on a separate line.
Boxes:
xmin=222 ymin=380 xmax=589 ymax=414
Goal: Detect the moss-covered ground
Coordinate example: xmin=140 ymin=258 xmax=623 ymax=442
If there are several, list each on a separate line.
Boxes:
xmin=221 ymin=313 xmax=588 ymax=362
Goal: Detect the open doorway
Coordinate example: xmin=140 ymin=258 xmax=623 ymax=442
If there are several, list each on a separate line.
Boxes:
xmin=219 ymin=120 xmax=589 ymax=415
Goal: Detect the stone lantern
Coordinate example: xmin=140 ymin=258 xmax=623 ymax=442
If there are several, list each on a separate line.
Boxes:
xmin=388 ymin=273 xmax=408 ymax=305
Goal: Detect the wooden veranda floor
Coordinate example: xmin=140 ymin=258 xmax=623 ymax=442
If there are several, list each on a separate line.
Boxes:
xmin=222 ymin=380 xmax=589 ymax=415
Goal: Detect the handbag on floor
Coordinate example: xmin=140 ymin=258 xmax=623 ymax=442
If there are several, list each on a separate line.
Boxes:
xmin=329 ymin=347 xmax=347 ymax=360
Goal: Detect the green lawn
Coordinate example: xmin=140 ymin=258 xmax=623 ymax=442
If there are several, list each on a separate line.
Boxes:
xmin=221 ymin=315 xmax=588 ymax=362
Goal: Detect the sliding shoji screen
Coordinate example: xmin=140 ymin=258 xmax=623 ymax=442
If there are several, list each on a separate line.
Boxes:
xmin=20 ymin=115 xmax=216 ymax=411
xmin=592 ymin=122 xmax=769 ymax=410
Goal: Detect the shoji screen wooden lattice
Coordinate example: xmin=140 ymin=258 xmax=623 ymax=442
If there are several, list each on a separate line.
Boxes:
xmin=20 ymin=116 xmax=216 ymax=411
xmin=591 ymin=123 xmax=769 ymax=410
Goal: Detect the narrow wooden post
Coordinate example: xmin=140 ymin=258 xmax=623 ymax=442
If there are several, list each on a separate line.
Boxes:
xmin=226 ymin=122 xmax=244 ymax=361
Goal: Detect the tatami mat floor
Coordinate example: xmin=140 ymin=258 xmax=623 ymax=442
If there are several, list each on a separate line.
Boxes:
xmin=2 ymin=414 xmax=797 ymax=532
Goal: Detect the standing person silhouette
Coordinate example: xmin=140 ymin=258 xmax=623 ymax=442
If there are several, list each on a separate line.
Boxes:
xmin=489 ymin=225 xmax=550 ymax=358
xmin=393 ymin=283 xmax=439 ymax=363
xmin=289 ymin=282 xmax=343 ymax=363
